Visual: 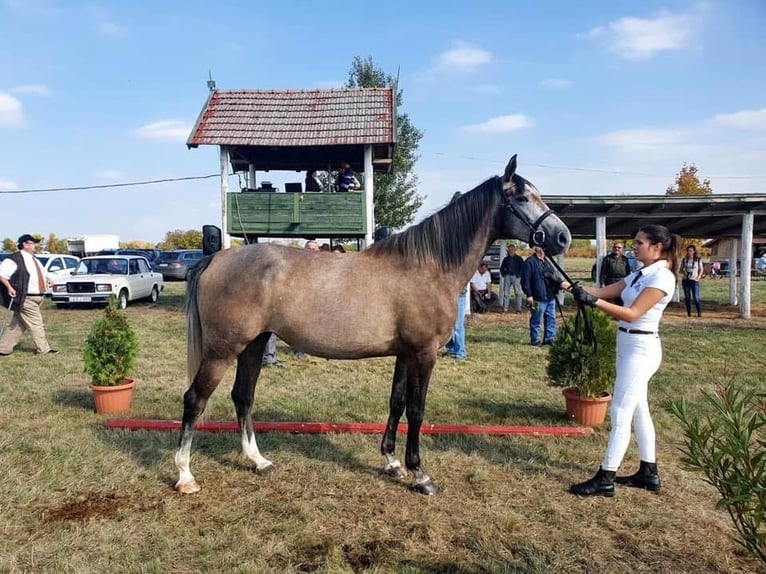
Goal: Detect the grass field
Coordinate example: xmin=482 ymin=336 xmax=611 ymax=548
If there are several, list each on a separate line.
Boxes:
xmin=1 ymin=259 xmax=764 ymax=573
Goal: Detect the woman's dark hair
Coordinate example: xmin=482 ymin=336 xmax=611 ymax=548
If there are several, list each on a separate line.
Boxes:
xmin=638 ymin=224 xmax=680 ymax=271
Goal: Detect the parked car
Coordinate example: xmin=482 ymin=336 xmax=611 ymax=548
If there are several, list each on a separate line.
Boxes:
xmin=36 ymin=254 xmax=80 ymax=280
xmin=153 ymin=250 xmax=205 ymax=280
xmin=97 ymin=248 xmax=160 ymax=264
xmin=50 ymin=255 xmax=163 ymax=309
xmin=482 ymin=244 xmax=502 ymax=283
xmin=591 ymin=248 xmax=637 ymax=282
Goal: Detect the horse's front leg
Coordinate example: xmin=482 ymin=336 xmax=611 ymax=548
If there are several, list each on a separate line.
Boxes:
xmin=381 ymin=356 xmax=407 ymax=481
xmin=175 ymin=358 xmax=230 ymax=494
xmin=232 ymin=334 xmax=274 ymax=476
xmin=405 ymin=350 xmax=438 ymax=495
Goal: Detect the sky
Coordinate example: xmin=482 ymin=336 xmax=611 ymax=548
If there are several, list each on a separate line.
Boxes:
xmin=1 ymin=0 xmax=765 ymax=246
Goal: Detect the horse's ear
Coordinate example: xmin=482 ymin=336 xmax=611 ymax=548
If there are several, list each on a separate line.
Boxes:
xmin=503 ymin=155 xmax=518 ymax=183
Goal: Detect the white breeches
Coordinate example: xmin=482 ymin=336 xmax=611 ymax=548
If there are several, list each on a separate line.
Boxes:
xmin=602 ymin=332 xmax=662 ymax=471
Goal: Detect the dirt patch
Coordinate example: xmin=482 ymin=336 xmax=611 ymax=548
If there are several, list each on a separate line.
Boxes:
xmin=44 ymin=491 xmax=165 ymax=523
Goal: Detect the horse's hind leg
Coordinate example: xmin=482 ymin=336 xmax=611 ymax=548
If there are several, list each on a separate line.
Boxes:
xmin=381 ymin=356 xmax=407 ymax=481
xmin=405 ymin=350 xmax=438 ymax=495
xmin=232 ymin=333 xmax=275 ymax=476
xmin=175 ymin=358 xmax=231 ymax=494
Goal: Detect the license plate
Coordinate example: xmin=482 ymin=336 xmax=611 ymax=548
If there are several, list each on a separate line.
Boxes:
xmin=70 ymin=296 xmax=91 ymax=302
xmin=158 ymin=263 xmax=168 ymax=267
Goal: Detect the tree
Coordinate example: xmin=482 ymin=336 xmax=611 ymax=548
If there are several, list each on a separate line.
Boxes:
xmin=45 ymin=233 xmax=68 ymax=254
xmin=666 ymin=163 xmax=713 ymax=195
xmin=346 ymin=56 xmax=424 ymax=230
xmin=2 ymin=238 xmax=15 ymax=252
xmin=158 ymin=229 xmax=203 ymax=250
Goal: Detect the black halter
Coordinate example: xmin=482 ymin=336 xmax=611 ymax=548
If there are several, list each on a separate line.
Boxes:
xmin=503 ymin=196 xmax=556 ymax=248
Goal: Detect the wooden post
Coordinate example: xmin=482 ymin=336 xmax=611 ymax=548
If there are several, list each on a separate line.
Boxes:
xmin=363 ymin=145 xmax=374 ymax=248
xmin=740 ymin=212 xmax=753 ymax=319
xmin=595 ymin=217 xmax=606 ymax=286
xmin=729 ymin=238 xmax=737 ymax=306
xmin=220 ymin=146 xmax=231 ymax=249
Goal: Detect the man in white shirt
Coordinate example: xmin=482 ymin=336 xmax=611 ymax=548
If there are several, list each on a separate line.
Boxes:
xmin=470 ymin=262 xmax=497 ymax=313
xmin=0 ymin=234 xmax=56 ymax=355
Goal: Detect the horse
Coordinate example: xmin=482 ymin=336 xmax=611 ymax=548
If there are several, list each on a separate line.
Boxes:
xmin=175 ymin=154 xmax=571 ymax=495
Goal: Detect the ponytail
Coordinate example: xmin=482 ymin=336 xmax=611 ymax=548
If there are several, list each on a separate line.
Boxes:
xmin=638 ymin=224 xmax=680 ymax=271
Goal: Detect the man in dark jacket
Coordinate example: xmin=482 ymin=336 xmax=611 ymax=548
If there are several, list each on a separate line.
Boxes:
xmin=0 ymin=234 xmax=56 ymax=355
xmin=599 ymin=242 xmax=632 ymax=305
xmin=499 ymin=243 xmax=524 ymax=313
xmin=521 ymin=246 xmax=563 ymax=346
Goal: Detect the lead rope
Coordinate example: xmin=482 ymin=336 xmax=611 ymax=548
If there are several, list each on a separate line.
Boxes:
xmin=546 ymin=256 xmax=598 ymax=356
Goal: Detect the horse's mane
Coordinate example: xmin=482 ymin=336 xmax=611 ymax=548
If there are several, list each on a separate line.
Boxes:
xmin=368 ymin=176 xmax=503 ymax=271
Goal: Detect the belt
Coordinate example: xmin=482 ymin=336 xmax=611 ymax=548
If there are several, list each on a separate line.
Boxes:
xmin=619 ymin=327 xmax=657 ymax=335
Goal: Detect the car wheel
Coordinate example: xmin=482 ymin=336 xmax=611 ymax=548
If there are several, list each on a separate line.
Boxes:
xmin=149 ymin=285 xmax=159 ymax=303
xmin=117 ymin=289 xmax=129 ymax=310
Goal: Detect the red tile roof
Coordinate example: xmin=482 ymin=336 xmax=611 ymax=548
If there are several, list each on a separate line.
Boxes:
xmin=187 ymin=88 xmax=396 ymax=148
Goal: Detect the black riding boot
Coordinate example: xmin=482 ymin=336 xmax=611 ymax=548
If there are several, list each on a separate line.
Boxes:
xmin=569 ymin=467 xmax=616 ymax=497
xmin=615 ymin=460 xmax=661 ymax=492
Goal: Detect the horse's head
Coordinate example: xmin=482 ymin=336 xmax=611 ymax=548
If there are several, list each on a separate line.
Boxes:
xmin=498 ymin=155 xmax=571 ymax=256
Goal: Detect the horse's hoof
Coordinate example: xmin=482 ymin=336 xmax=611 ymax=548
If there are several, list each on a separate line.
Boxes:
xmin=412 ymin=480 xmax=439 ymax=496
xmin=176 ymin=480 xmax=201 ymax=495
xmin=384 ymin=466 xmax=406 ymax=481
xmin=255 ymin=463 xmax=275 ymax=476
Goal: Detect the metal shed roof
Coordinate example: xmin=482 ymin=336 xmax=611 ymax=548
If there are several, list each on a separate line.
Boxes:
xmin=186 ymin=88 xmax=396 ymax=173
xmin=544 ymin=193 xmax=766 ymax=239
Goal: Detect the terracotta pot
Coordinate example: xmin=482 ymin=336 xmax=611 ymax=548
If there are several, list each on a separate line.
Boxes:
xmin=91 ymin=379 xmax=135 ymax=415
xmin=562 ymin=387 xmax=611 ymax=427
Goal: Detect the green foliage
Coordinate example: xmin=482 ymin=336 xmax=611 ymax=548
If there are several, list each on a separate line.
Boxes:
xmin=666 ymin=163 xmax=713 ymax=195
xmin=671 ymin=378 xmax=766 ymax=565
xmin=1 ymin=237 xmax=15 ymax=251
xmin=547 ymin=307 xmax=616 ymax=398
xmin=83 ymin=297 xmax=139 ymax=386
xmin=346 ymin=56 xmax=424 ymax=230
xmin=158 ymin=229 xmax=203 ymax=250
xmin=45 ymin=233 xmax=69 ymax=254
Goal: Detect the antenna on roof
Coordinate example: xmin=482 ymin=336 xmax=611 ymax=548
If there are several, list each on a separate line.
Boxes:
xmin=207 ymin=70 xmax=216 ymax=92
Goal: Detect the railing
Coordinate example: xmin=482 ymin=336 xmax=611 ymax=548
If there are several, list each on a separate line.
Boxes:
xmin=227 ymin=191 xmax=366 ymax=239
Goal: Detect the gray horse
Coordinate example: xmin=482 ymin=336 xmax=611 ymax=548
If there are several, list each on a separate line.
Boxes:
xmin=175 ymin=155 xmax=571 ymax=495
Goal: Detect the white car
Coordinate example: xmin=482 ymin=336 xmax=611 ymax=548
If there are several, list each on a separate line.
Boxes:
xmin=37 ymin=254 xmax=80 ymax=282
xmin=50 ymin=255 xmax=164 ymax=309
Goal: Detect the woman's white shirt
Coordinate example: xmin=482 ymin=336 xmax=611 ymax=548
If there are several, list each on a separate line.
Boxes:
xmin=619 ymin=260 xmax=676 ymax=332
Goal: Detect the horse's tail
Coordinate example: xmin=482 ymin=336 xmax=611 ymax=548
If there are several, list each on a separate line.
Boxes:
xmin=185 ymin=255 xmax=215 ymax=384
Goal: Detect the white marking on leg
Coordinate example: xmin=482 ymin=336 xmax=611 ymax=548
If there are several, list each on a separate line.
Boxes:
xmin=242 ymin=431 xmax=272 ymax=470
xmin=174 ymin=443 xmax=199 ymax=492
xmin=383 ymin=455 xmax=402 ymax=473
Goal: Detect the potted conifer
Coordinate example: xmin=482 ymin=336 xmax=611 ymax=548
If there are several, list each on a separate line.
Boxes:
xmin=83 ymin=296 xmax=139 ymax=414
xmin=547 ymin=307 xmax=616 ymax=426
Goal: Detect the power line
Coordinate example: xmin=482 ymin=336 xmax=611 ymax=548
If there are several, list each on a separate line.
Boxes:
xmin=1 ymin=174 xmax=220 ymax=194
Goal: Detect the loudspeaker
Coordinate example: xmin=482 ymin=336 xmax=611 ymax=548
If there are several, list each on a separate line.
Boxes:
xmin=202 ymin=225 xmax=222 ymax=255
xmin=374 ymin=226 xmax=391 ymax=241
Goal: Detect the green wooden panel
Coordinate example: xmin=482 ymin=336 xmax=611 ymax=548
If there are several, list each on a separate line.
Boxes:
xmin=227 ymin=192 xmax=366 ymax=237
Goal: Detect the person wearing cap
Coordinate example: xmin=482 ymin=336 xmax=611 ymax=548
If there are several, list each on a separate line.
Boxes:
xmin=499 ymin=243 xmax=524 ymax=313
xmin=0 ymin=234 xmax=57 ymax=355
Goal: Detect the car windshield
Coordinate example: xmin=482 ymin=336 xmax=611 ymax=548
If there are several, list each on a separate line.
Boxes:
xmin=156 ymin=252 xmax=183 ymax=263
xmin=76 ymin=258 xmax=128 ymax=275
xmin=36 ymin=256 xmax=50 ymax=265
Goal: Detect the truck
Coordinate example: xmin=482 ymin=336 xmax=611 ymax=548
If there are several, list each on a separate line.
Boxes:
xmin=66 ymin=234 xmax=120 ymax=258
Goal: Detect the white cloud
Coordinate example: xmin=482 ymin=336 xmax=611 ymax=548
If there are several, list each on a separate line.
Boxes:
xmin=462 ymin=114 xmax=533 ymax=134
xmin=0 ymin=92 xmax=25 ymax=127
xmin=586 ymin=10 xmax=698 ymax=60
xmin=711 ymin=109 xmax=766 ymax=130
xmin=133 ymin=120 xmax=191 ymax=142
xmin=472 ymin=84 xmax=501 ymax=95
xmin=12 ymin=84 xmax=50 ymax=96
xmin=436 ymin=41 xmax=492 ymax=71
xmin=0 ymin=179 xmax=19 ymax=192
xmin=88 ymin=6 xmax=127 ymax=37
xmin=540 ymin=78 xmax=572 ymax=90
xmin=596 ymin=128 xmax=685 ymax=152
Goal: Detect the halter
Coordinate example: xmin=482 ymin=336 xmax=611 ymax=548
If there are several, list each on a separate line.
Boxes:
xmin=503 ymin=196 xmax=556 ymax=247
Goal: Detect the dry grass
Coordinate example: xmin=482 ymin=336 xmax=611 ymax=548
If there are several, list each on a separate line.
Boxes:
xmin=1 ymin=262 xmax=765 ymax=573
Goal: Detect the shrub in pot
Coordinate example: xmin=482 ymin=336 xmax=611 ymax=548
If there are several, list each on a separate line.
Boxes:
xmin=547 ymin=307 xmax=616 ymax=425
xmin=83 ymin=296 xmax=139 ymax=414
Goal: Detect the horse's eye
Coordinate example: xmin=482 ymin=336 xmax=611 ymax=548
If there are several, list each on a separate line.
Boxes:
xmin=515 ymin=195 xmax=529 ymax=203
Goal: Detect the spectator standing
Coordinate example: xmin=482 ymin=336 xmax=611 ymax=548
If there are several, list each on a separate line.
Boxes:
xmin=679 ymin=245 xmax=704 ymax=317
xmin=600 ymin=242 xmax=632 ymax=305
xmin=499 ymin=243 xmax=524 ymax=313
xmin=0 ymin=234 xmax=56 ymax=355
xmin=470 ymin=263 xmax=497 ymax=313
xmin=336 ymin=162 xmax=360 ymax=192
xmin=444 ymin=285 xmax=468 ymax=360
xmin=521 ymin=245 xmax=562 ymax=346
xmin=305 ymin=170 xmax=322 ymax=192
